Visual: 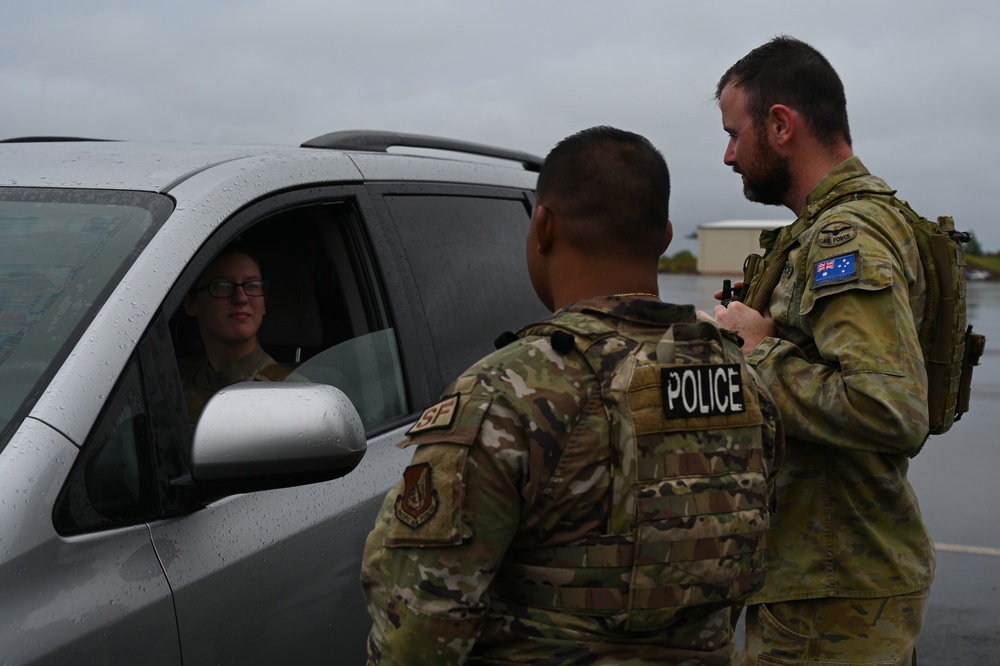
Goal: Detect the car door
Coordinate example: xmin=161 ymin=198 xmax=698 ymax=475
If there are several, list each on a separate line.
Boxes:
xmin=142 ymin=187 xmax=424 ymax=664
xmin=142 ymin=181 xmax=546 ymax=663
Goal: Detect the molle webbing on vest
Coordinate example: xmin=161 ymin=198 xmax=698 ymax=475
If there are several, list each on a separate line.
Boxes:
xmin=496 ymin=313 xmax=770 ymax=630
xmin=496 ymin=551 xmax=764 ymax=612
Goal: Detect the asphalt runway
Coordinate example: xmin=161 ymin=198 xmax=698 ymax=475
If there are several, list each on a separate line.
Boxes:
xmin=909 ymin=279 xmax=1000 ymax=662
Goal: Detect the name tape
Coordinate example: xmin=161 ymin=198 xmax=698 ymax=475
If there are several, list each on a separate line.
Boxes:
xmin=661 ymin=364 xmax=745 ymax=418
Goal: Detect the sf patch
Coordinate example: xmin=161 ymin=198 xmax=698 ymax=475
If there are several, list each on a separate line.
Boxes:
xmin=407 ymin=394 xmax=460 ymax=435
xmin=394 ymin=462 xmax=439 ymax=528
xmin=816 ymin=221 xmax=857 ymax=247
xmin=661 ymin=363 xmax=745 ymax=418
xmin=813 ymin=251 xmax=859 ymax=288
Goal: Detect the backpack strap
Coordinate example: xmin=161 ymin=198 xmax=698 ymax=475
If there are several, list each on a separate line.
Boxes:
xmin=741 ymin=185 xmax=893 ymax=314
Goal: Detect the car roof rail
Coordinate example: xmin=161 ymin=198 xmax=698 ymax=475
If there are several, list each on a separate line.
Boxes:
xmin=0 ymin=136 xmax=114 ymax=143
xmin=301 ymin=130 xmax=543 ymax=172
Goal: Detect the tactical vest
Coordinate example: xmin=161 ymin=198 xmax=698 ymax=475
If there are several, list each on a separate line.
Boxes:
xmin=738 ymin=184 xmax=985 ymax=437
xmin=491 ymin=311 xmax=772 ymax=632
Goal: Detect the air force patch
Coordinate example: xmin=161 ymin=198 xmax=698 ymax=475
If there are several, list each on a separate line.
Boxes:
xmin=813 ymin=251 xmax=859 ymax=288
xmin=394 ymin=462 xmax=439 ymax=528
xmin=661 ymin=363 xmax=745 ymax=418
xmin=816 ymin=221 xmax=857 ymax=247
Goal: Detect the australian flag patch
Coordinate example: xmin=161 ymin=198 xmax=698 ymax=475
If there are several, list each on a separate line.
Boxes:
xmin=814 ymin=251 xmax=858 ymax=288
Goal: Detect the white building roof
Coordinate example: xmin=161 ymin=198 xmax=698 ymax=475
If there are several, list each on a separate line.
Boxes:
xmin=698 ymin=219 xmax=790 ymax=230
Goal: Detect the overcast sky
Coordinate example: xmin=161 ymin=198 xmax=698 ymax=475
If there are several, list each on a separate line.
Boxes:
xmin=4 ymin=1 xmax=998 ymax=253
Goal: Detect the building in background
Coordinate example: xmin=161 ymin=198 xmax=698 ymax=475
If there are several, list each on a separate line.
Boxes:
xmin=695 ymin=220 xmax=789 ymax=275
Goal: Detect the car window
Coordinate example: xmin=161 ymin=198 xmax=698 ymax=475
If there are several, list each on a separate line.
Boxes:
xmin=53 ymin=359 xmax=159 ymax=534
xmin=174 ymin=198 xmax=409 ymax=431
xmin=381 ymin=192 xmax=548 ymax=383
xmin=288 ymin=329 xmax=406 ymax=429
xmin=0 ymin=189 xmax=171 ymax=450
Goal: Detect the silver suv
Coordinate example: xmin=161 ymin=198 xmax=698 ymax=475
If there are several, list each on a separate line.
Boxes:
xmin=0 ymin=132 xmax=546 ymax=664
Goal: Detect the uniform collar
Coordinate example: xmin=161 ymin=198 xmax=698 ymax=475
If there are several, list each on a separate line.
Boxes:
xmin=804 ymin=155 xmax=870 ymax=210
xmin=770 ymin=156 xmax=893 ymax=249
xmin=559 ymin=295 xmax=697 ymax=327
xmin=196 ymin=344 xmax=270 ymax=389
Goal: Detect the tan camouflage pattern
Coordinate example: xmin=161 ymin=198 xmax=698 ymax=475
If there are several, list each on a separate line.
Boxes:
xmin=741 ymin=590 xmax=929 ymax=665
xmin=180 ymin=345 xmax=289 ymax=423
xmin=741 ymin=157 xmax=934 ymax=606
xmin=362 ymin=296 xmax=782 ymax=665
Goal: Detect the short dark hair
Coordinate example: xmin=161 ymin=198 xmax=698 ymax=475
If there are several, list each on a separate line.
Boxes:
xmin=716 ymin=35 xmax=852 ymax=147
xmin=190 ymin=242 xmax=264 ymax=294
xmin=536 ymin=126 xmax=669 ymax=260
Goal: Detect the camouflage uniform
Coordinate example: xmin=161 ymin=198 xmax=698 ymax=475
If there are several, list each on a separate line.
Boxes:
xmin=362 ymin=296 xmax=782 ymax=665
xmin=740 ymin=157 xmax=933 ymax=663
xmin=180 ymin=344 xmax=288 ymax=423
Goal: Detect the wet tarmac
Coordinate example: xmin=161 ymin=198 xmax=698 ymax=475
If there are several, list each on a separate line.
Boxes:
xmin=661 ymin=274 xmax=1000 ymax=662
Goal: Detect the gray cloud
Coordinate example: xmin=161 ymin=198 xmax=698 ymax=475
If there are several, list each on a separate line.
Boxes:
xmin=3 ymin=0 xmax=998 ymax=251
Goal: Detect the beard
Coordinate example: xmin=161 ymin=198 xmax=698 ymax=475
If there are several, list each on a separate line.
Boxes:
xmin=737 ymin=132 xmax=792 ymax=207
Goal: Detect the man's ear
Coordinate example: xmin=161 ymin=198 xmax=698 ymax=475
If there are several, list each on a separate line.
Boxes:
xmin=660 ymin=220 xmax=674 ymax=255
xmin=768 ymin=104 xmax=795 ymax=146
xmin=183 ymin=294 xmax=197 ymax=317
xmin=533 ymin=204 xmax=555 ymax=255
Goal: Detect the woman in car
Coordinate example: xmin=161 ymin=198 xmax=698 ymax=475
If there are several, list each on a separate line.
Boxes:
xmin=179 ymin=243 xmax=289 ymax=423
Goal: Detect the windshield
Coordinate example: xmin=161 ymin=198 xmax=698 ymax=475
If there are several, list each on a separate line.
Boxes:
xmin=0 ymin=189 xmax=173 ymax=447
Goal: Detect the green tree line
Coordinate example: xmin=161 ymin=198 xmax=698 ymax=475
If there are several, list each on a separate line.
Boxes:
xmin=661 ymin=232 xmax=997 ymax=276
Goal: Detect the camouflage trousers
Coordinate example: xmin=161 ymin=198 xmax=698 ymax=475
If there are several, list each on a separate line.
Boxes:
xmin=741 ymin=590 xmax=930 ymax=665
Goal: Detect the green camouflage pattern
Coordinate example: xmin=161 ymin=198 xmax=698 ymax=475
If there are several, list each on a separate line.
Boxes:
xmin=742 ymin=156 xmax=935 ymax=607
xmin=741 ymin=591 xmax=929 ymax=665
xmin=361 ymin=296 xmax=782 ymax=665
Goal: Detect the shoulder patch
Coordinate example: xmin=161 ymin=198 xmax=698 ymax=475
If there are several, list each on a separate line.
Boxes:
xmin=813 ymin=251 xmax=859 ymax=288
xmin=816 ymin=221 xmax=857 ymax=247
xmin=393 ymin=463 xmax=439 ymax=528
xmin=407 ymin=394 xmax=460 ymax=435
xmin=661 ymin=363 xmax=745 ymax=418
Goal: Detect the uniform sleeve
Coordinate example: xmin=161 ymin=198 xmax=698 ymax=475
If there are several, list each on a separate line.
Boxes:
xmin=360 ymin=340 xmax=590 ymax=665
xmin=746 ymin=208 xmax=929 ymax=456
xmin=360 ymin=424 xmax=525 ymax=665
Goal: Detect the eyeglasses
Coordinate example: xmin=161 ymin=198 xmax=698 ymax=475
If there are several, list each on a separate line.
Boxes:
xmin=193 ymin=280 xmax=269 ymax=298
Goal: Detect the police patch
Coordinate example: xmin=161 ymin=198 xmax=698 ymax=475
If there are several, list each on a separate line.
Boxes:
xmin=394 ymin=463 xmax=439 ymax=528
xmin=407 ymin=394 xmax=460 ymax=435
xmin=661 ymin=364 xmax=745 ymax=418
xmin=816 ymin=221 xmax=857 ymax=247
xmin=813 ymin=251 xmax=859 ymax=288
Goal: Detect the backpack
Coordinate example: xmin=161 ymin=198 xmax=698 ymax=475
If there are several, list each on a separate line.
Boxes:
xmin=739 ymin=190 xmax=985 ymax=436
xmin=893 ymin=205 xmax=985 ymax=435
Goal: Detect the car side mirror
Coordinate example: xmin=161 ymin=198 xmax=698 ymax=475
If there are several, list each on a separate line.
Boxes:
xmin=189 ymin=382 xmax=366 ymax=497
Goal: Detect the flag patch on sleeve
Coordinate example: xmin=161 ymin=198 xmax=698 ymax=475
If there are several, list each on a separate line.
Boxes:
xmin=813 ymin=252 xmax=858 ymax=288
